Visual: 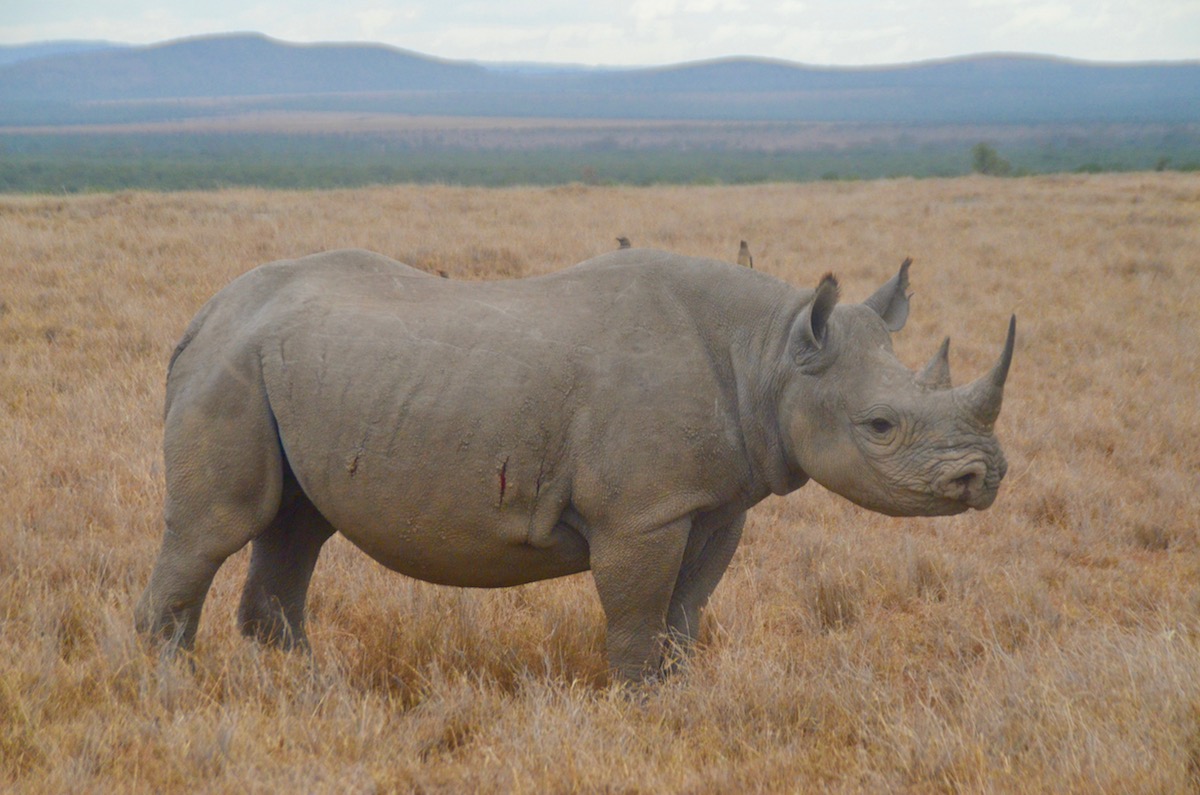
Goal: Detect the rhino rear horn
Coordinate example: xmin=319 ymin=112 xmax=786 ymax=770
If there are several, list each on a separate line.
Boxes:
xmin=916 ymin=337 xmax=952 ymax=390
xmin=959 ymin=315 xmax=1016 ymax=426
xmin=863 ymin=257 xmax=912 ymax=332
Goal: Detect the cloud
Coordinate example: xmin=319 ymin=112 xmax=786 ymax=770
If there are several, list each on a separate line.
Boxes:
xmin=421 ymin=22 xmax=630 ymax=64
xmin=996 ymin=3 xmax=1074 ymax=33
xmin=631 ymin=0 xmax=680 ymax=26
xmin=682 ymin=0 xmax=751 ymax=12
xmin=354 ymin=6 xmax=421 ymax=40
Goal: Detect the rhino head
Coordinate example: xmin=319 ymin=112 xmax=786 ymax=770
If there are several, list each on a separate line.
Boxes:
xmin=779 ymin=259 xmax=1014 ymax=516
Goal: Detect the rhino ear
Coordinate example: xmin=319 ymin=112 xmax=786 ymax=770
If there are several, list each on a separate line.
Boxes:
xmin=863 ymin=257 xmax=912 ymax=332
xmin=790 ymin=273 xmax=840 ymax=354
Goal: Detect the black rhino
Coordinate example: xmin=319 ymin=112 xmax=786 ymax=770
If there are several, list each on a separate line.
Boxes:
xmin=136 ymin=248 xmax=1014 ymax=681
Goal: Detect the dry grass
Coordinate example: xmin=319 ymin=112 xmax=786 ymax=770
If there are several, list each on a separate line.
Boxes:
xmin=2 ymin=174 xmax=1199 ymax=792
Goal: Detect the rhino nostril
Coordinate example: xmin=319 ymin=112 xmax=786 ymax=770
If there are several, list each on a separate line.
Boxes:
xmin=951 ymin=472 xmax=978 ymax=490
xmin=941 ymin=464 xmax=987 ymax=500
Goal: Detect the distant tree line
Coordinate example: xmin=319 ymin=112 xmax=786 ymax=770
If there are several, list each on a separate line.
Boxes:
xmin=0 ymin=132 xmax=1195 ymax=193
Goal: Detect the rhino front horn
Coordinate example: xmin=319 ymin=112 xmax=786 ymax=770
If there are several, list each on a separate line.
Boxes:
xmin=960 ymin=315 xmax=1016 ymax=427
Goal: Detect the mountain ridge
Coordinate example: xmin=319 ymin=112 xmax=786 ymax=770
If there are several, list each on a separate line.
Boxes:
xmin=1 ymin=32 xmax=1197 ymax=125
xmin=0 ymin=40 xmax=125 ymax=67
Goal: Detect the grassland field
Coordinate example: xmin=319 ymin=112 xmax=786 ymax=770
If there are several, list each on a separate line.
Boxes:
xmin=1 ymin=173 xmax=1199 ymax=792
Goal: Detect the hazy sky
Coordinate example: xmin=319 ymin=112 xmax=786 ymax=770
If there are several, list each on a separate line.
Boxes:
xmin=4 ymin=1 xmax=1199 ymax=66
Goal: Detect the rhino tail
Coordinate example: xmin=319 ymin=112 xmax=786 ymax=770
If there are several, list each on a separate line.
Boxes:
xmin=163 ymin=299 xmax=223 ymax=421
xmin=166 ymin=326 xmax=197 ymax=377
xmin=166 ymin=295 xmax=225 ymax=379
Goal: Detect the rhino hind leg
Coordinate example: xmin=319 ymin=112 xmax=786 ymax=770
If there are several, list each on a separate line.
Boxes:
xmin=135 ymin=375 xmax=286 ymax=651
xmin=237 ymin=491 xmax=334 ymax=649
xmin=134 ymin=539 xmax=226 ymax=651
xmin=135 ymin=482 xmax=281 ymax=652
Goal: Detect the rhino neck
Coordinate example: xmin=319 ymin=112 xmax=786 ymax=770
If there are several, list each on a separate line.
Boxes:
xmin=729 ymin=293 xmax=812 ymax=500
xmin=574 ymin=252 xmax=810 ymax=503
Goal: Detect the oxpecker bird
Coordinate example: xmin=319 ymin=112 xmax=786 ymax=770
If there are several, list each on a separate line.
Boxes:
xmin=737 ymin=240 xmax=754 ymax=269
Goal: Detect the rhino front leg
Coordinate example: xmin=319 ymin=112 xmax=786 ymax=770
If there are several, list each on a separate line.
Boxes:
xmin=237 ymin=494 xmax=334 ymax=649
xmin=589 ymin=516 xmax=691 ymax=683
xmin=665 ymin=510 xmax=746 ymax=664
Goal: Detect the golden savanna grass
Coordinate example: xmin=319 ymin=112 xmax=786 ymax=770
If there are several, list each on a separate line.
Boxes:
xmin=2 ymin=174 xmax=1199 ymax=792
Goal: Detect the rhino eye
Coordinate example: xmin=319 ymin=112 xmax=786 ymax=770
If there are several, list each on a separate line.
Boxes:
xmin=868 ymin=418 xmax=895 ymax=435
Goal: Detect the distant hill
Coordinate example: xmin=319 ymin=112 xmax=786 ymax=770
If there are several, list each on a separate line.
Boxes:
xmin=0 ymin=34 xmax=494 ymax=102
xmin=0 ymin=40 xmax=126 ymax=67
xmin=0 ymin=32 xmax=1198 ymax=126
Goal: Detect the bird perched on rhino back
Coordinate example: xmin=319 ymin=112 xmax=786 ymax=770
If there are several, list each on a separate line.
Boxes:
xmin=617 ymin=236 xmax=631 ymax=249
xmin=737 ymin=240 xmax=754 ymax=268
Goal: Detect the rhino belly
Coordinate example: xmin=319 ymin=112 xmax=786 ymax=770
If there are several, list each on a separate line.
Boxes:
xmin=282 ymin=431 xmax=592 ymax=588
xmin=333 ymin=515 xmax=592 ymax=588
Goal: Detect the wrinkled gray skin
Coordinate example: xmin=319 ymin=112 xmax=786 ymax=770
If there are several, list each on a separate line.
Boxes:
xmin=135 ymin=248 xmax=1014 ymax=681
